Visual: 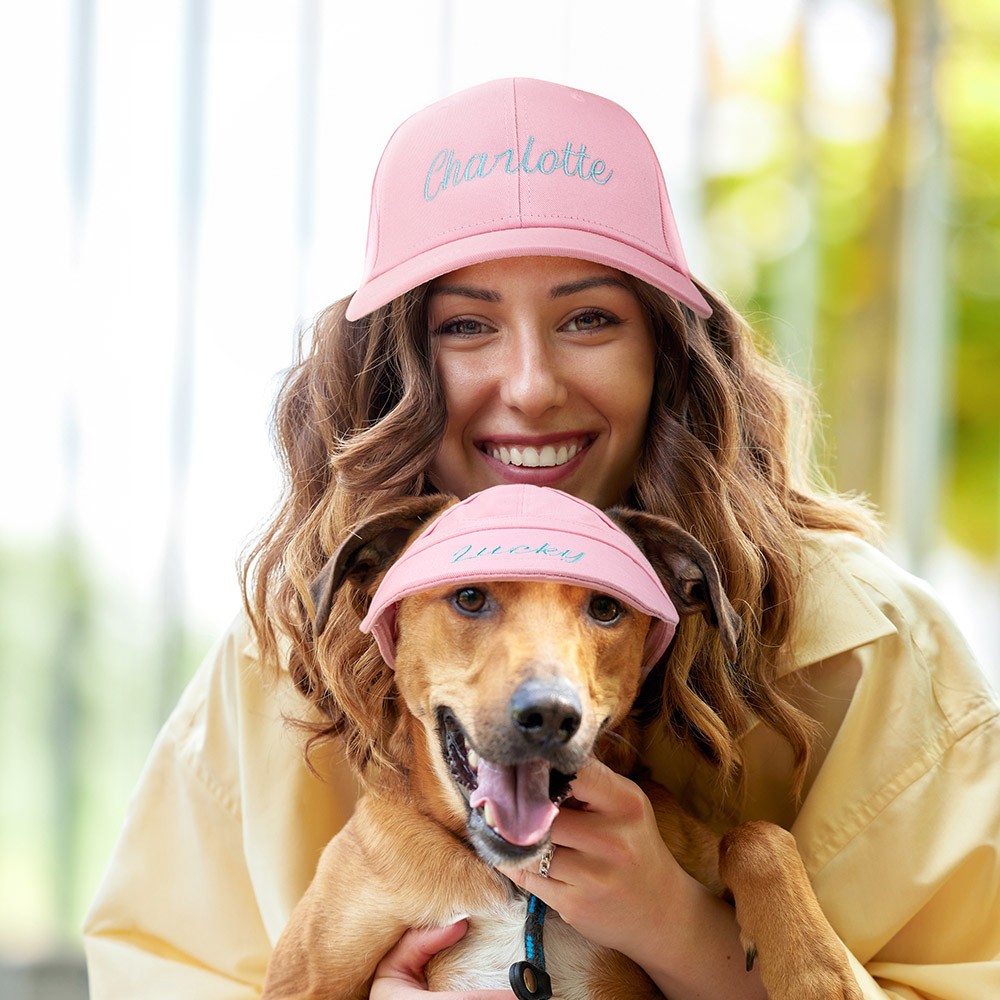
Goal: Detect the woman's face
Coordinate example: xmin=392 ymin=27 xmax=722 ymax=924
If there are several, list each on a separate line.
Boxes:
xmin=426 ymin=256 xmax=657 ymax=508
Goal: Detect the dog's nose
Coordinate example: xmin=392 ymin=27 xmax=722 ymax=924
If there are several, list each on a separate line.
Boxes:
xmin=509 ymin=679 xmax=582 ymax=747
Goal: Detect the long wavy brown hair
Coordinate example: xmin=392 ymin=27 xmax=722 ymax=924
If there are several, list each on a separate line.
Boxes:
xmin=241 ymin=273 xmax=877 ymax=795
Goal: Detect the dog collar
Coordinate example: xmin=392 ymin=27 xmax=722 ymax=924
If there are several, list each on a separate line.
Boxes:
xmin=509 ymin=894 xmax=552 ymax=1000
xmin=360 ymin=484 xmax=679 ymax=674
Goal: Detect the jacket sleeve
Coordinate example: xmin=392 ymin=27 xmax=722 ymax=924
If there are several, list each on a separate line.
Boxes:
xmin=793 ymin=544 xmax=1000 ymax=999
xmin=82 ymin=616 xmax=359 ymax=999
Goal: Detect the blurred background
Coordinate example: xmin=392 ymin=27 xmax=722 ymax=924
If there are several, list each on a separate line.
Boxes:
xmin=1 ymin=0 xmax=997 ymax=995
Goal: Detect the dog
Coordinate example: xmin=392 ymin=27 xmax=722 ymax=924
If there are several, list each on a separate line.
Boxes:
xmin=262 ymin=485 xmax=861 ymax=1000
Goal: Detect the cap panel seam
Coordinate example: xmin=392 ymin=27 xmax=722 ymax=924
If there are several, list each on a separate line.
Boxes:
xmin=512 ymin=78 xmax=523 ymax=223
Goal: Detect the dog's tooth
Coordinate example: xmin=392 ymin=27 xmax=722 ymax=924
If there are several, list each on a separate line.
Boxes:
xmin=483 ymin=801 xmax=496 ymax=830
xmin=467 ymin=748 xmax=479 ymax=772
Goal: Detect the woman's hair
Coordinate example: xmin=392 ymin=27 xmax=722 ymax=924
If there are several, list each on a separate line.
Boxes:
xmin=241 ymin=273 xmax=878 ymax=795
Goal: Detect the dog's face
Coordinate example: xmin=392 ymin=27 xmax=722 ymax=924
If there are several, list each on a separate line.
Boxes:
xmin=313 ymin=496 xmax=739 ymax=869
xmin=392 ymin=577 xmax=651 ymax=866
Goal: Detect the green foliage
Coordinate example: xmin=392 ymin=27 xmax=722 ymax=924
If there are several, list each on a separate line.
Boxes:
xmin=0 ymin=538 xmax=209 ymax=950
xmin=940 ymin=26 xmax=1000 ymax=555
xmin=702 ymin=3 xmax=1000 ymax=557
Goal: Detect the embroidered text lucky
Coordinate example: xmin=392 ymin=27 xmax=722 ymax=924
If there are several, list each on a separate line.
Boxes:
xmin=450 ymin=542 xmax=585 ymax=564
xmin=424 ymin=135 xmax=613 ymax=202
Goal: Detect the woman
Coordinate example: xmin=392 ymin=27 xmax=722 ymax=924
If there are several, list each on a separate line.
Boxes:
xmin=84 ymin=79 xmax=1000 ymax=999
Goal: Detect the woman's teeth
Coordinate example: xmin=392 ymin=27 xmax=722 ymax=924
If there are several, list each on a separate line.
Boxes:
xmin=489 ymin=442 xmax=580 ymax=468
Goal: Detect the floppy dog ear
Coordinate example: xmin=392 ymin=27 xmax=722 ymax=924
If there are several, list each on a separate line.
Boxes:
xmin=311 ymin=494 xmax=453 ymax=636
xmin=608 ymin=508 xmax=742 ymax=661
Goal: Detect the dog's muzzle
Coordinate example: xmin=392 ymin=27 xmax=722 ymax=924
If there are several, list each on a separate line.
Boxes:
xmin=437 ymin=707 xmax=576 ymax=862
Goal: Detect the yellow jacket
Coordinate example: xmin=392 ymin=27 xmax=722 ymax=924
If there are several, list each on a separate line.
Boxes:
xmin=83 ymin=531 xmax=1000 ymax=998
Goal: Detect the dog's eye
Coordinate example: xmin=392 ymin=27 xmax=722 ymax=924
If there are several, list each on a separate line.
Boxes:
xmin=453 ymin=587 xmax=487 ymax=614
xmin=589 ymin=595 xmax=622 ymax=624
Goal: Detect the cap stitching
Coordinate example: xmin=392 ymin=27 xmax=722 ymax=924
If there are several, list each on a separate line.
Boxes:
xmin=391 ymin=527 xmax=668 ymax=590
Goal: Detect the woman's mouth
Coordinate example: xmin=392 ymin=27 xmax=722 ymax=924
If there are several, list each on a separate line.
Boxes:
xmin=479 ymin=436 xmax=591 ymax=469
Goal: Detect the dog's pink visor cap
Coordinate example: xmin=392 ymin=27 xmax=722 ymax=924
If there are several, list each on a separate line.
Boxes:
xmin=359 ymin=484 xmax=679 ymax=676
xmin=345 ymin=77 xmax=711 ymax=320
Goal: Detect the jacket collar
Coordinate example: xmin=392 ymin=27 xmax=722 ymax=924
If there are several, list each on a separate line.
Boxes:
xmin=782 ymin=531 xmax=897 ymax=675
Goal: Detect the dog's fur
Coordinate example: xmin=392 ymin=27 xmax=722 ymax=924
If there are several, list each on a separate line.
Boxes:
xmin=262 ymin=497 xmax=861 ymax=1000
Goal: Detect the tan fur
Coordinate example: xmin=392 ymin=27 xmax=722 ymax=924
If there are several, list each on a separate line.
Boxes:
xmin=262 ymin=500 xmax=861 ymax=1000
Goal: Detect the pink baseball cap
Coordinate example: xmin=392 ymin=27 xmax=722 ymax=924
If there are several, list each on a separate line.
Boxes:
xmin=345 ymin=78 xmax=711 ymax=320
xmin=359 ymin=484 xmax=679 ymax=675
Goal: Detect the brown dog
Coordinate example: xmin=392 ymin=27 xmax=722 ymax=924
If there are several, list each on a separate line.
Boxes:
xmin=262 ymin=494 xmax=861 ymax=1000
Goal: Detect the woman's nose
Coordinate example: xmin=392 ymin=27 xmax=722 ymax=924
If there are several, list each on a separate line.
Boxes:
xmin=498 ymin=330 xmax=568 ymax=417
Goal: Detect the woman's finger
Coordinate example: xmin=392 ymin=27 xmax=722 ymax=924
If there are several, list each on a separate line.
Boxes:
xmin=550 ymin=761 xmax=654 ymax=856
xmin=563 ymin=757 xmax=632 ymax=813
xmin=500 ymin=858 xmax=565 ymax=908
xmin=373 ymin=922 xmax=469 ymax=986
xmin=370 ymin=921 xmax=515 ymax=999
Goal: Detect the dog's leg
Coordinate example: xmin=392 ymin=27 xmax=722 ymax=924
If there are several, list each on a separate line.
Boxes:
xmin=262 ymin=823 xmax=409 ymax=1000
xmin=719 ymin=821 xmax=862 ymax=1000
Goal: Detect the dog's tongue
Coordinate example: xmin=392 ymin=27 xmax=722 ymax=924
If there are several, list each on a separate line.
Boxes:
xmin=469 ymin=758 xmax=558 ymax=847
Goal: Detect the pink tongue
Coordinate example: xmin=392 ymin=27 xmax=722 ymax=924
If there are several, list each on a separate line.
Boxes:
xmin=469 ymin=758 xmax=558 ymax=847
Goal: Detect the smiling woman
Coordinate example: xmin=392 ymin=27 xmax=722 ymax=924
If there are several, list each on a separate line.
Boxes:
xmin=427 ymin=258 xmax=656 ymax=508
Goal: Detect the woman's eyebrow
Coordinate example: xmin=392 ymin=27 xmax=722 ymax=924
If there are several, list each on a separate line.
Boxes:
xmin=427 ymin=284 xmax=501 ymax=302
xmin=549 ymin=276 xmax=633 ymax=297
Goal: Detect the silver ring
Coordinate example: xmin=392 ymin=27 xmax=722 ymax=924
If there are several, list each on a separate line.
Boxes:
xmin=538 ymin=844 xmax=555 ymax=878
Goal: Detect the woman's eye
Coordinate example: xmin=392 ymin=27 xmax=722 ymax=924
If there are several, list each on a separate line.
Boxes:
xmin=564 ymin=310 xmax=614 ymax=333
xmin=434 ymin=318 xmax=490 ymax=337
xmin=454 ymin=587 xmax=487 ymax=613
xmin=589 ymin=595 xmax=622 ymax=624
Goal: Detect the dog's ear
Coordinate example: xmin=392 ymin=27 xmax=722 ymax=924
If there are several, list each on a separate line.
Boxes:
xmin=311 ymin=494 xmax=453 ymax=635
xmin=607 ymin=508 xmax=741 ymax=661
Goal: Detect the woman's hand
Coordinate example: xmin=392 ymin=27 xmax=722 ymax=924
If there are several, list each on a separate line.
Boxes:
xmin=502 ymin=758 xmax=685 ymax=963
xmin=370 ymin=920 xmax=513 ymax=1000
xmin=502 ymin=759 xmax=766 ymax=1000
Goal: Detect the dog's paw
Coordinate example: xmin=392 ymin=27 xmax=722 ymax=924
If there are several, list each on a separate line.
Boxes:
xmin=735 ymin=929 xmax=860 ymax=1000
xmin=719 ymin=821 xmax=863 ymax=1000
xmin=770 ymin=967 xmax=863 ymax=1000
xmin=737 ymin=927 xmax=862 ymax=1000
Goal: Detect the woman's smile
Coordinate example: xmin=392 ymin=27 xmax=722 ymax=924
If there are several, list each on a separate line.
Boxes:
xmin=426 ymin=256 xmax=657 ymax=509
xmin=478 ymin=434 xmax=591 ymax=469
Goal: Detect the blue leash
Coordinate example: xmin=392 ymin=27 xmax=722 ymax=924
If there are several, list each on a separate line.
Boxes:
xmin=508 ymin=894 xmax=553 ymax=1000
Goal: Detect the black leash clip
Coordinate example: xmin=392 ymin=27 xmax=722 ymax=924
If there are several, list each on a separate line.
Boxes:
xmin=509 ymin=960 xmax=553 ymax=1000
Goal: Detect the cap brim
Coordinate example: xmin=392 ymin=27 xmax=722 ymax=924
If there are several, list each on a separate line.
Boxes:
xmin=345 ymin=227 xmax=712 ymax=321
